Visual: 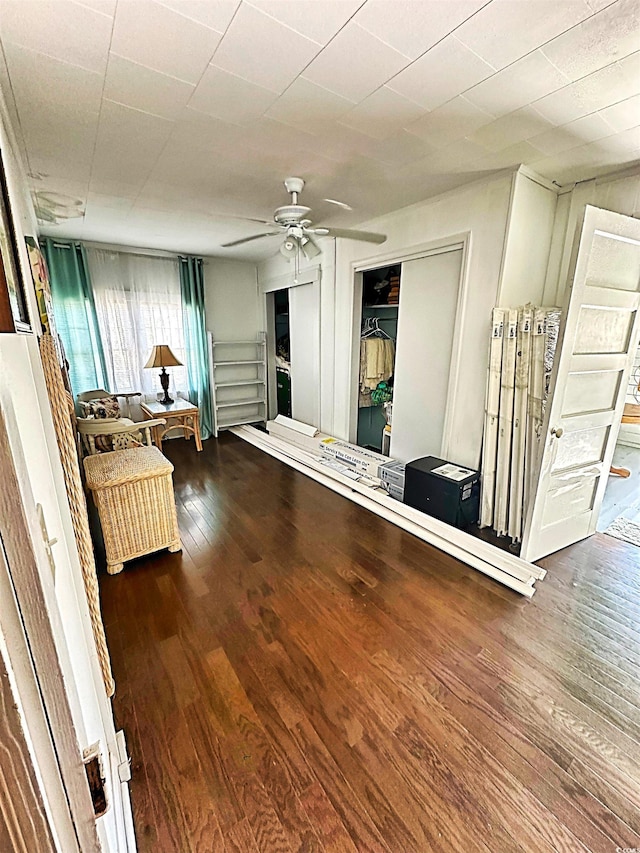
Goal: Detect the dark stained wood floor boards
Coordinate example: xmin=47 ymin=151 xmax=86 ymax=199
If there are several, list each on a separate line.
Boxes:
xmin=99 ymin=434 xmax=640 ymax=853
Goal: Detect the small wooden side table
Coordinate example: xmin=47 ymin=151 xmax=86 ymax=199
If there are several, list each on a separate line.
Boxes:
xmin=140 ymin=397 xmax=203 ymax=451
xmin=611 ymin=403 xmax=640 ymax=478
xmin=622 ymin=402 xmax=640 ymax=425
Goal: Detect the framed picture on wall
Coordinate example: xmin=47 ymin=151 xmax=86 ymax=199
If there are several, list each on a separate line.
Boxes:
xmin=25 ymin=236 xmax=55 ymax=334
xmin=0 ymin=146 xmax=31 ymax=333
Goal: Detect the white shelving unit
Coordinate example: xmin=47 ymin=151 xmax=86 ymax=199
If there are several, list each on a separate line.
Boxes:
xmin=208 ymin=332 xmax=267 ymax=437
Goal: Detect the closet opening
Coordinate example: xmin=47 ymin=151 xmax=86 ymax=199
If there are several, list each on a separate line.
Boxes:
xmin=357 ymin=264 xmax=400 ymax=453
xmin=352 ymin=242 xmax=490 ymax=539
xmin=352 ymin=244 xmax=464 ymax=463
xmin=264 ymin=269 xmax=321 ymax=427
xmin=274 ymin=288 xmax=291 ymax=417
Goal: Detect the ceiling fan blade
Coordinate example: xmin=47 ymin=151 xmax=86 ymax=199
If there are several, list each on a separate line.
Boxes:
xmin=323 ymin=198 xmax=353 ymax=211
xmin=226 ymin=215 xmax=276 ymax=226
xmin=221 ymin=231 xmax=281 ymax=248
xmin=312 ymin=227 xmax=386 ymax=244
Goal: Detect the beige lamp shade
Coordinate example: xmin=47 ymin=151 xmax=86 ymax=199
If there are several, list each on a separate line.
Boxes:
xmin=144 ymin=344 xmax=182 ymax=369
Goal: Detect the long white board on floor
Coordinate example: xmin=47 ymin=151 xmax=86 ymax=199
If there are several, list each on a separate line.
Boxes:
xmin=232 ymin=425 xmax=544 ymax=597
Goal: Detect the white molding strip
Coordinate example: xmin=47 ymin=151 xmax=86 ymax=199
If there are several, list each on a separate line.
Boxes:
xmin=260 ymin=264 xmax=321 ymax=293
xmin=232 ymin=425 xmax=544 ymax=597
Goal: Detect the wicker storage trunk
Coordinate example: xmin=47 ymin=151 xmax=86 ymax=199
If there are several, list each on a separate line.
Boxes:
xmin=84 ymin=446 xmax=182 ymax=575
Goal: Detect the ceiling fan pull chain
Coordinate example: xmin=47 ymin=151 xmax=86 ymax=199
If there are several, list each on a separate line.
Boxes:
xmin=293 ymin=242 xmax=300 ymax=285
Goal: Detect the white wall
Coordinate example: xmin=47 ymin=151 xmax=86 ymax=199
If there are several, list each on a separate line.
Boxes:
xmin=204 ymin=258 xmax=263 ymax=425
xmin=204 ymin=257 xmax=259 ymax=339
xmin=497 ymin=170 xmax=558 ymax=308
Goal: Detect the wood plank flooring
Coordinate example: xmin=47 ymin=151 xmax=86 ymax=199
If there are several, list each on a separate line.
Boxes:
xmin=598 ymin=442 xmax=640 ymax=531
xmin=99 ymin=434 xmax=640 ymax=852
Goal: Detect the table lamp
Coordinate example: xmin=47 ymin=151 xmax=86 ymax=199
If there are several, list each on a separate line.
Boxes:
xmin=144 ymin=344 xmax=182 ymax=404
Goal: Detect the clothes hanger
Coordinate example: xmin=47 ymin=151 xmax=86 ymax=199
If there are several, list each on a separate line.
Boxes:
xmin=361 ymin=318 xmax=376 ymax=338
xmin=361 ymin=317 xmax=391 ymax=340
xmin=362 ymin=322 xmax=380 ymax=339
xmin=372 ymin=318 xmax=391 ymax=339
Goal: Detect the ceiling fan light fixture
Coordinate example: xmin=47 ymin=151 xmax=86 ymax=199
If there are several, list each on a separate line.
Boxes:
xmin=280 ymin=237 xmax=298 ymax=259
xmin=301 ymin=235 xmax=321 ymax=260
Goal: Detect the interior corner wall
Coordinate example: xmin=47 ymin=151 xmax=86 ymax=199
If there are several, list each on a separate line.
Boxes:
xmin=544 ymin=167 xmax=640 ymax=307
xmin=496 ymin=170 xmax=558 ymax=308
xmin=203 ymin=258 xmax=260 ymax=340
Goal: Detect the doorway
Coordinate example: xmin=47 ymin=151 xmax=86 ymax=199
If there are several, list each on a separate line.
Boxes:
xmin=521 ymin=205 xmax=640 ymax=562
xmin=274 ymin=288 xmax=291 ymax=417
xmin=265 ymin=271 xmax=321 ymax=427
xmin=357 ymin=264 xmax=400 ymax=452
xmin=597 ymin=342 xmax=640 ymax=543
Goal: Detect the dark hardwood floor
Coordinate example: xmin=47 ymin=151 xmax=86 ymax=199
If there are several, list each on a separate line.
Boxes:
xmin=99 ymin=434 xmax=640 ymax=852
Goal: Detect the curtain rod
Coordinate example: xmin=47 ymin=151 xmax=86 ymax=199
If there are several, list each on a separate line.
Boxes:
xmin=44 ymin=237 xmax=196 ymax=261
xmin=44 ymin=238 xmax=241 ymax=265
xmin=83 ymin=240 xmax=186 ymax=260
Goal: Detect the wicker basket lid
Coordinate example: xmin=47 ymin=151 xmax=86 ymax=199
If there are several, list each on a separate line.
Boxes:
xmin=84 ymin=446 xmax=174 ymax=489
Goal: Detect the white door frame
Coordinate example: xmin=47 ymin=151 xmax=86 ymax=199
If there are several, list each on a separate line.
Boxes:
xmin=347 ymin=233 xmax=470 ymax=454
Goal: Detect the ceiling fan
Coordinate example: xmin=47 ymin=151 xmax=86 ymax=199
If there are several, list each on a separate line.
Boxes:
xmin=221 ymin=177 xmax=387 ymax=258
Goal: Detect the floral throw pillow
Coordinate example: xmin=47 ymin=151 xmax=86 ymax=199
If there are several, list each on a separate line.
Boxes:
xmin=94 ymin=433 xmax=142 ymax=453
xmin=79 ymin=396 xmax=121 ymax=419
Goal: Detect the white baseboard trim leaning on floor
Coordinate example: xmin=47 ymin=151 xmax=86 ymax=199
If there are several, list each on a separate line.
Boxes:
xmin=232 ymin=425 xmax=545 ymax=597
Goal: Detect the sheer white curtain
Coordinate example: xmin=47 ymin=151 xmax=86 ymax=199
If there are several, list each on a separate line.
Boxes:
xmin=87 ymin=249 xmax=188 ymax=400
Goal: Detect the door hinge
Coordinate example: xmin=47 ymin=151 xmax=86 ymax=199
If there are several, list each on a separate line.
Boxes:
xmin=36 ymin=503 xmax=58 ymax=580
xmin=115 ymin=729 xmax=132 ymax=783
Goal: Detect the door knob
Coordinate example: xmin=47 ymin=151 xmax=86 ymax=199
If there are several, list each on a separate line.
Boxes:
xmin=551 ymin=427 xmax=564 ymax=438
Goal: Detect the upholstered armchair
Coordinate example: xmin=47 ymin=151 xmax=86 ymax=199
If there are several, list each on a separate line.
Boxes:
xmin=75 ymin=389 xmax=165 ymax=455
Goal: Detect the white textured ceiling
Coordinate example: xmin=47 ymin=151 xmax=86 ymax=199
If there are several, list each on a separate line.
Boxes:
xmin=0 ymin=0 xmax=638 ymax=259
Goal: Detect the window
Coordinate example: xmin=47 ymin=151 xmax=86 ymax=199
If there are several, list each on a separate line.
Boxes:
xmin=88 ymin=249 xmax=188 ymax=399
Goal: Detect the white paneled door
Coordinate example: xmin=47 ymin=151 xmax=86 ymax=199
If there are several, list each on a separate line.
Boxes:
xmin=521 ymin=205 xmax=640 ymax=563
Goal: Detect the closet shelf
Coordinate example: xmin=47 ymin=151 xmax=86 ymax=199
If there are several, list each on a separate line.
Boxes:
xmin=364 ymin=303 xmax=399 ymax=308
xmin=216 ymin=397 xmax=266 ymax=409
xmin=213 ymin=359 xmax=263 ymax=366
xmin=216 ymin=379 xmax=265 ymax=387
xmin=217 ymin=414 xmax=266 ymax=428
xmin=212 ymin=340 xmax=265 ymax=346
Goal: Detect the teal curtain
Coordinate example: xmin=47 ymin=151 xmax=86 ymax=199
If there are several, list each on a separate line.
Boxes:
xmin=42 ymin=238 xmax=107 ymax=396
xmin=179 ymin=256 xmax=212 ymax=440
